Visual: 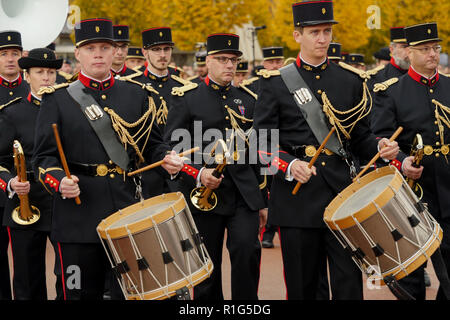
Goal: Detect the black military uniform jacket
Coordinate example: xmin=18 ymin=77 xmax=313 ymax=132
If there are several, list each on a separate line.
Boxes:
xmin=32 ymin=72 xmax=170 ymax=243
xmin=0 ymin=74 xmax=29 ymax=210
xmin=368 ymin=59 xmax=408 ymax=92
xmin=164 ymin=76 xmax=266 ymax=216
xmin=0 ymin=93 xmax=53 ymax=231
xmin=371 ymin=68 xmax=450 ymax=219
xmin=111 ymin=64 xmax=135 ymax=78
xmin=254 ymin=55 xmax=379 ymax=228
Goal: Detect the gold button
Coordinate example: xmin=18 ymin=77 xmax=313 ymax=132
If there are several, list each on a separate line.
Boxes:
xmin=110 ymin=174 xmax=115 ymax=179
xmin=225 ymin=128 xmax=229 ymax=130
xmin=159 ymin=84 xmax=163 ymax=88
xmin=9 ymin=91 xmax=13 ymax=96
xmin=223 ymin=95 xmax=227 ymax=99
xmin=225 ymin=116 xmax=230 ymax=120
xmin=224 ymin=105 xmax=229 ymax=109
xmin=109 ymin=160 xmax=113 ymax=164
xmin=317 ymin=90 xmax=322 ymax=95
xmin=160 ymin=96 xmax=164 ymax=100
xmin=430 ymin=89 xmax=434 ymax=93
xmin=321 ymin=162 xmax=326 ymax=166
xmin=101 ymin=95 xmax=107 ymax=100
xmin=435 ymin=153 xmax=440 ymax=157
xmin=436 ymin=142 xmax=440 ymax=146
xmin=435 ymin=121 xmax=438 ymax=125
xmin=436 ymin=131 xmax=440 ymax=136
xmin=316 ymin=75 xmax=321 ymax=80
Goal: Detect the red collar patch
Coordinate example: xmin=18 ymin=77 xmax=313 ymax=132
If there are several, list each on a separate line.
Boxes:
xmin=78 ymin=72 xmax=114 ymax=90
xmin=408 ymin=67 xmax=439 ymax=87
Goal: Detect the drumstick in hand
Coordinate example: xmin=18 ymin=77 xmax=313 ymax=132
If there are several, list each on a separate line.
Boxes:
xmin=128 ymin=147 xmax=200 ymax=176
xmin=292 ymin=127 xmax=336 ymax=195
xmin=52 ymin=124 xmax=81 ymax=205
xmin=353 ymin=126 xmax=403 ymax=182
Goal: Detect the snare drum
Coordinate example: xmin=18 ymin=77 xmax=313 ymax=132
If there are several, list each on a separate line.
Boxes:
xmin=97 ymin=192 xmax=213 ymax=300
xmin=324 ymin=166 xmax=442 ymax=284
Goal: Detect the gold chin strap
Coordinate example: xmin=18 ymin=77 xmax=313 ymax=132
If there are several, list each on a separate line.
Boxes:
xmin=105 ymin=96 xmax=157 ymax=164
xmin=321 ymin=80 xmax=372 ymax=145
xmin=432 ymin=99 xmax=450 ymax=163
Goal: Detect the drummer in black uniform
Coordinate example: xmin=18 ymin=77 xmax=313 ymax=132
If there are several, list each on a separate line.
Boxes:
xmin=32 ymin=18 xmax=183 ymax=300
xmin=371 ymin=22 xmax=450 ymax=300
xmin=0 ymin=30 xmax=29 ymax=300
xmin=164 ymin=33 xmax=267 ymax=300
xmin=253 ymin=0 xmax=399 ymax=300
xmin=111 ymin=25 xmax=135 ymax=77
xmin=0 ymin=48 xmax=62 ymax=300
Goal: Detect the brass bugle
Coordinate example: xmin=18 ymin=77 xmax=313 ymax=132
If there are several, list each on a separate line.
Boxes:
xmin=11 ymin=140 xmax=40 ymax=225
xmin=190 ymin=140 xmax=229 ymax=211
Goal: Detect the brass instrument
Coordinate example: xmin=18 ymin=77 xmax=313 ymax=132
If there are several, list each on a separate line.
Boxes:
xmin=190 ymin=140 xmax=229 ymax=212
xmin=406 ymin=133 xmax=424 ymax=199
xmin=11 ymin=141 xmax=40 ymax=225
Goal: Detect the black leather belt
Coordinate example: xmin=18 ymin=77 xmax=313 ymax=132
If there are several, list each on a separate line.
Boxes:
xmin=68 ymin=162 xmax=125 ymax=177
xmin=283 ymin=145 xmax=335 ymax=158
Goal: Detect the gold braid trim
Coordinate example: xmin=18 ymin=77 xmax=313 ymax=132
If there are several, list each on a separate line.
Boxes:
xmin=322 ymin=81 xmax=372 ymax=143
xmin=118 ymin=76 xmax=160 ymax=95
xmin=104 ymin=97 xmax=157 ymax=163
xmin=225 ymin=107 xmax=254 ymax=145
xmin=373 ymin=77 xmax=399 ymax=92
xmin=156 ymin=99 xmax=168 ymax=125
xmin=37 ymin=83 xmax=69 ymax=95
xmin=0 ymin=97 xmax=21 ymax=111
xmin=0 ymin=165 xmax=10 ymax=173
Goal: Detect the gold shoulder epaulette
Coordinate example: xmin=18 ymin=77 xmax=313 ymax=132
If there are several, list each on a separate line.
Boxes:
xmin=257 ymin=69 xmax=281 ymax=78
xmin=373 ymin=77 xmax=399 ymax=92
xmin=119 ymin=74 xmax=160 ymax=95
xmin=121 ymin=70 xmax=143 ymax=80
xmin=440 ymin=72 xmax=450 ymax=78
xmin=338 ymin=61 xmax=370 ymax=80
xmin=239 ymin=78 xmax=259 ymax=100
xmin=0 ymin=97 xmax=21 ymax=111
xmin=58 ymin=71 xmax=73 ymax=81
xmin=171 ymin=74 xmax=198 ymax=97
xmin=37 ymin=83 xmax=69 ymax=95
xmin=366 ymin=64 xmax=385 ymax=77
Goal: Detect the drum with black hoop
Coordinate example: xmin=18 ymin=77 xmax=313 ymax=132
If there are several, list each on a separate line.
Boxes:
xmin=97 ymin=192 xmax=213 ymax=300
xmin=324 ymin=166 xmax=442 ymax=284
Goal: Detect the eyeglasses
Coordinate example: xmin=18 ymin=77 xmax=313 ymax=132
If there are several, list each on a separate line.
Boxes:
xmin=212 ymin=56 xmax=240 ymax=65
xmin=410 ymin=45 xmax=442 ymax=54
xmin=150 ymin=47 xmax=173 ymax=53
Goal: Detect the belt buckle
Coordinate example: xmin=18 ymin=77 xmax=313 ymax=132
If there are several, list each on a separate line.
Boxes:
xmin=305 ymin=145 xmax=317 ymax=157
xmin=96 ymin=164 xmax=108 ymax=176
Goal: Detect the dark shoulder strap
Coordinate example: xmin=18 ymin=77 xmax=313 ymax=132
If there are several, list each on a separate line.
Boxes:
xmin=66 ymin=81 xmax=130 ymax=170
xmin=279 ymin=64 xmax=347 ymax=158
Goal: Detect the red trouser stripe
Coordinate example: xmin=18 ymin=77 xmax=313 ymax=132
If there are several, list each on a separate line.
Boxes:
xmin=57 ymin=242 xmax=67 ymax=300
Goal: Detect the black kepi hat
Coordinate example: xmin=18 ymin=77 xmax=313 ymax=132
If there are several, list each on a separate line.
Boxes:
xmin=262 ymin=47 xmax=284 ymax=60
xmin=404 ymin=22 xmax=441 ymax=46
xmin=390 ymin=27 xmax=407 ymax=43
xmin=127 ymin=46 xmax=145 ymax=59
xmin=347 ymin=53 xmax=365 ymax=65
xmin=195 ymin=51 xmax=207 ymax=65
xmin=327 ymin=42 xmax=341 ymax=60
xmin=75 ymin=18 xmax=115 ymax=48
xmin=18 ymin=48 xmax=63 ymax=70
xmin=236 ymin=61 xmax=248 ymax=73
xmin=113 ymin=25 xmax=130 ymax=43
xmin=292 ymin=1 xmax=338 ymax=27
xmin=142 ymin=27 xmax=174 ymax=49
xmin=207 ymin=33 xmax=242 ymax=57
xmin=0 ymin=31 xmax=22 ymax=51
xmin=373 ymin=47 xmax=391 ymax=61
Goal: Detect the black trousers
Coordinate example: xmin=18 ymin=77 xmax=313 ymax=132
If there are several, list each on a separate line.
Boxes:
xmin=7 ymin=228 xmax=54 ymax=300
xmin=55 ymin=242 xmax=123 ymax=300
xmin=0 ymin=208 xmax=11 ymax=300
xmin=279 ymin=227 xmax=363 ymax=300
xmin=262 ymin=224 xmax=277 ymax=242
xmin=192 ymin=203 xmax=261 ymax=300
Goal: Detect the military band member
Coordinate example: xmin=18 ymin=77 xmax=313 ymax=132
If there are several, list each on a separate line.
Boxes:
xmin=327 ymin=42 xmax=342 ymax=62
xmin=233 ymin=61 xmax=249 ymax=87
xmin=0 ymin=30 xmax=29 ymax=300
xmin=0 ymin=48 xmax=62 ymax=300
xmin=32 ymin=18 xmax=183 ymax=300
xmin=164 ymin=33 xmax=267 ymax=300
xmin=347 ymin=53 xmax=366 ymax=71
xmin=190 ymin=50 xmax=208 ymax=84
xmin=111 ymin=25 xmax=135 ymax=77
xmin=262 ymin=47 xmax=285 ymax=71
xmin=371 ymin=22 xmax=449 ymax=300
xmin=373 ymin=47 xmax=391 ymax=67
xmin=125 ymin=46 xmax=146 ymax=70
xmin=368 ymin=27 xmax=410 ymax=92
xmin=253 ymin=1 xmax=399 ymax=300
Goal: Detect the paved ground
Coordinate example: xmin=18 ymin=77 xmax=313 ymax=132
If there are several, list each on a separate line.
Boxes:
xmin=8 ymin=235 xmax=438 ymax=300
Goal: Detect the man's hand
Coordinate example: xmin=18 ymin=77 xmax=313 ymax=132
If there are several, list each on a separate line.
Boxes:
xmin=10 ymin=176 xmax=30 ymax=196
xmin=259 ymin=208 xmax=268 ymax=233
xmin=402 ymin=156 xmax=424 ymax=180
xmin=161 ymin=150 xmax=184 ymax=175
xmin=60 ymin=175 xmax=80 ymax=199
xmin=378 ymin=138 xmax=399 ymax=161
xmin=290 ymin=160 xmax=317 ymax=184
xmin=200 ymin=168 xmax=223 ymax=190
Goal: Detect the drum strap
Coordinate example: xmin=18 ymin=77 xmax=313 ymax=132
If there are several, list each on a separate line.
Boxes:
xmin=384 ymin=276 xmax=415 ymax=300
xmin=431 ymin=248 xmax=450 ymax=300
